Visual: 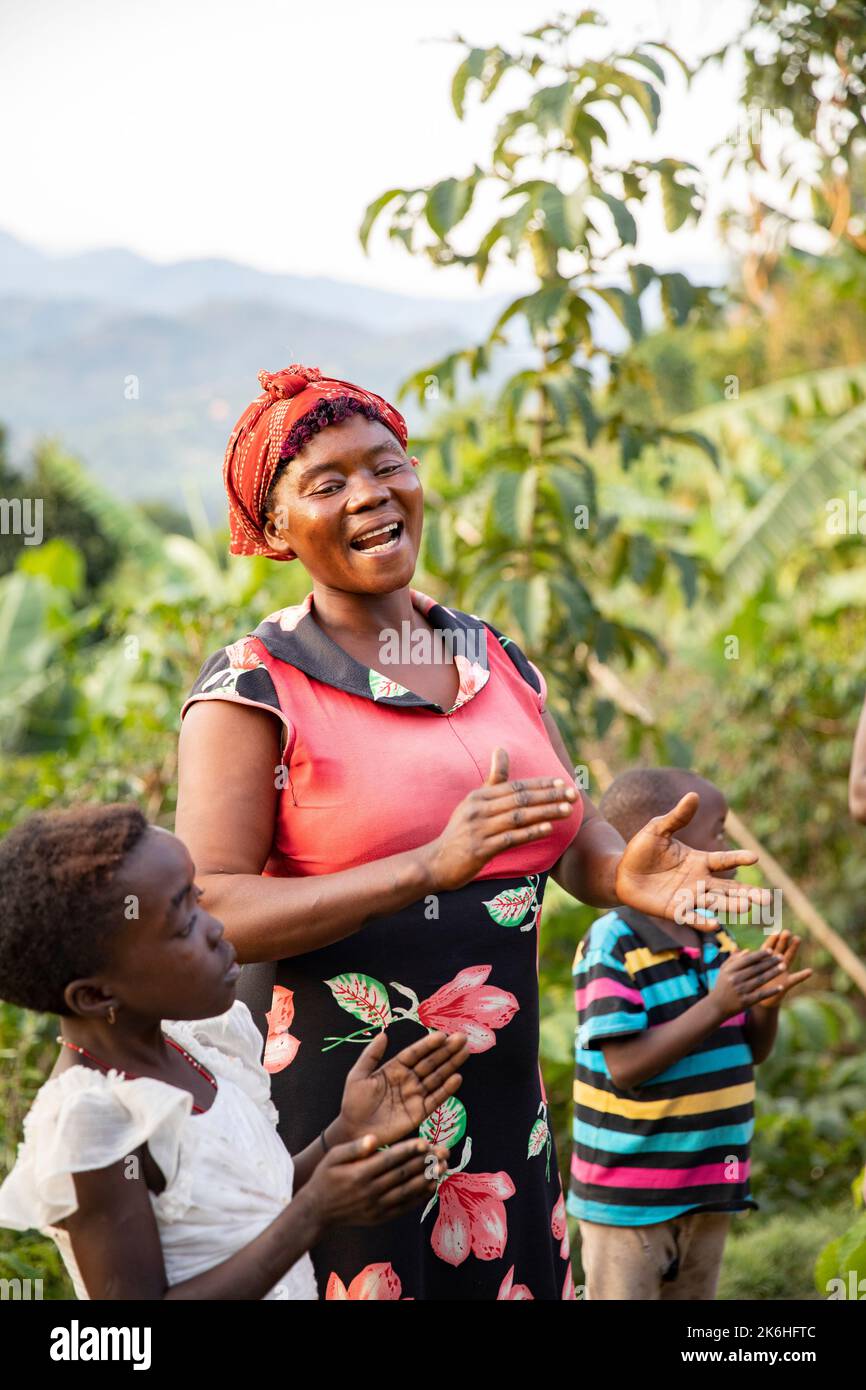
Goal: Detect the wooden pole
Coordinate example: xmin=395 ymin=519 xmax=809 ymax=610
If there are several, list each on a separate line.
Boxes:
xmin=585 ymin=655 xmax=866 ymax=1000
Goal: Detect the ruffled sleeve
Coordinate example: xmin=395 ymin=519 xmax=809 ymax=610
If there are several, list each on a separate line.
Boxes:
xmin=163 ymin=1001 xmax=277 ymax=1127
xmin=180 ymin=636 xmax=294 ymax=754
xmin=0 ymin=1069 xmax=192 ymax=1233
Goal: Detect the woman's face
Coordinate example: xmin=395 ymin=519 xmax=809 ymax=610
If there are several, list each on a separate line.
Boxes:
xmin=262 ymin=413 xmax=423 ymax=594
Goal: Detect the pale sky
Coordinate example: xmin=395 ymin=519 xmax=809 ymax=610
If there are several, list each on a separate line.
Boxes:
xmin=1 ymin=0 xmax=758 ymax=298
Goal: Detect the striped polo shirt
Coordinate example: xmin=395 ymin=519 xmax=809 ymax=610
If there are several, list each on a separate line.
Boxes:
xmin=567 ymin=907 xmax=757 ymax=1226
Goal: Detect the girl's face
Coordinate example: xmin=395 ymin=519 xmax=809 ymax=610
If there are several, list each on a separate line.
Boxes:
xmin=65 ymin=828 xmax=240 ymax=1023
xmin=262 ymin=413 xmax=423 ymax=593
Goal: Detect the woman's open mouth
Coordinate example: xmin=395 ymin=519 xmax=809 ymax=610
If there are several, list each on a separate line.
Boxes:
xmin=349 ymin=520 xmax=404 ymax=555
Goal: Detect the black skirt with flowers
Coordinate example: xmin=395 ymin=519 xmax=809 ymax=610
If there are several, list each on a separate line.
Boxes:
xmin=240 ymin=872 xmax=574 ymax=1302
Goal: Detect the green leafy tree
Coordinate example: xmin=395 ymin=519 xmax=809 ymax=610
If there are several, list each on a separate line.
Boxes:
xmin=362 ymin=10 xmax=718 ymax=727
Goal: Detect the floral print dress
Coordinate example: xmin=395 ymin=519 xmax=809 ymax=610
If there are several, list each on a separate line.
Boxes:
xmin=183 ymin=589 xmax=581 ymax=1300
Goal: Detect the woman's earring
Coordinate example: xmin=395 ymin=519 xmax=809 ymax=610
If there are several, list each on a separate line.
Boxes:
xmin=107 ymin=1006 xmax=116 ymax=1025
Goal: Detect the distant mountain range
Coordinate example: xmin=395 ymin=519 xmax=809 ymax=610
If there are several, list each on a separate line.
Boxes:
xmin=0 ymin=229 xmax=510 ymax=514
xmin=0 ymin=229 xmax=727 ymax=517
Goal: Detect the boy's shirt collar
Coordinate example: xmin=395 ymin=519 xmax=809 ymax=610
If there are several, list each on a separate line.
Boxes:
xmin=614 ymin=905 xmax=726 ymax=959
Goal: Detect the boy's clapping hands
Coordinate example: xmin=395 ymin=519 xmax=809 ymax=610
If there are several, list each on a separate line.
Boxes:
xmin=753 ymin=930 xmax=812 ymax=1010
xmin=710 ymin=936 xmax=811 ymax=1022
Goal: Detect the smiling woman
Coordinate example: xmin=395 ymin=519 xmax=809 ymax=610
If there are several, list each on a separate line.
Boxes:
xmin=175 ymin=363 xmax=767 ymax=1301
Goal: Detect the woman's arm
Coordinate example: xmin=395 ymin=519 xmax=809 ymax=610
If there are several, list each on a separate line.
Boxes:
xmin=176 ymin=702 xmax=574 ymax=962
xmin=541 ymin=708 xmax=625 ymax=907
xmin=850 ymin=691 xmax=866 ymax=821
xmin=177 ymin=701 xmax=437 ymax=961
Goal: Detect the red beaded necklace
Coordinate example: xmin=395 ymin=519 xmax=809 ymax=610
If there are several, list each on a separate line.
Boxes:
xmin=55 ymin=1034 xmax=217 ymax=1113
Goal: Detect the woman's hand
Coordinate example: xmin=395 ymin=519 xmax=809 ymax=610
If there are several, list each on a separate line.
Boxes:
xmin=338 ymin=1029 xmax=470 ymax=1147
xmin=422 ymin=747 xmax=577 ymax=893
xmin=303 ymin=1135 xmax=448 ymax=1230
xmin=614 ymin=792 xmax=771 ymax=926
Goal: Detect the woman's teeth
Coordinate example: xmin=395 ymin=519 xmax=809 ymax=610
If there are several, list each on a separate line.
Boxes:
xmin=352 ymin=523 xmax=401 ymax=553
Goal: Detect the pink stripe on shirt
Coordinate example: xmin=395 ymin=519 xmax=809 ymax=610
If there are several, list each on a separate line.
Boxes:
xmin=571 ymin=1154 xmax=751 ymax=1189
xmin=574 ymin=977 xmax=643 ymax=1011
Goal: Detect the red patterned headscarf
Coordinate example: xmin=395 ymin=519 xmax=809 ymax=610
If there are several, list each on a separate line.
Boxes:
xmin=223 ymin=364 xmax=411 ymax=558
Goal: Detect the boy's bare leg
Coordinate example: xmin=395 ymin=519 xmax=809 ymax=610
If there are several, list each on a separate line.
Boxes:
xmin=660 ymin=1212 xmax=731 ymax=1300
xmin=579 ymin=1218 xmax=679 ymax=1299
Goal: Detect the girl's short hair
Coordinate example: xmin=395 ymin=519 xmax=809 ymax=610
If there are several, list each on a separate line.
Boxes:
xmin=0 ymin=803 xmax=148 ymax=1015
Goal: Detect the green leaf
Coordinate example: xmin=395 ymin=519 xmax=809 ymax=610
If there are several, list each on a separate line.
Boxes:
xmin=18 ymin=538 xmax=84 ymax=595
xmin=670 ymin=551 xmax=698 ymax=606
xmin=421 ymin=1096 xmax=468 ymax=1148
xmin=488 ymin=470 xmax=521 ymax=542
xmin=626 ymin=50 xmax=667 ymax=84
xmin=566 ymin=104 xmax=607 ymax=162
xmin=325 ymin=974 xmax=392 ymax=1028
xmin=594 ymin=698 xmax=616 ymax=737
xmin=628 ymin=533 xmax=655 ymax=585
xmin=527 ymin=1116 xmax=550 ymax=1157
xmin=360 ymin=188 xmax=406 ymax=252
xmin=594 ymin=191 xmax=637 ymax=246
xmin=483 ymin=883 xmax=535 ymax=927
xmin=593 ymin=286 xmax=643 ymax=341
xmin=510 ymin=574 xmax=551 ymax=649
xmin=655 ymin=162 xmax=701 ymax=231
xmin=629 ymin=263 xmax=654 ymax=296
xmin=660 ymin=271 xmax=695 ymax=325
xmin=426 ymin=175 xmax=476 ymax=239
xmin=515 ymin=466 xmax=538 ymax=541
xmin=369 ymin=669 xmax=409 ymax=701
xmin=527 ymin=81 xmax=572 ymax=136
xmin=451 ymin=47 xmax=486 ymax=119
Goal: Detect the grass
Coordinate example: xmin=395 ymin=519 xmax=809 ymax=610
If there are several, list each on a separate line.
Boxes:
xmin=718 ymin=1204 xmax=853 ymax=1300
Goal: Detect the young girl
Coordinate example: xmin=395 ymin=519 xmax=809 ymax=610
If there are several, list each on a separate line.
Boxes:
xmin=0 ymin=804 xmax=468 ymax=1300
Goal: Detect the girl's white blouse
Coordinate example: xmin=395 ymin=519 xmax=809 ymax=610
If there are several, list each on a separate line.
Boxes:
xmin=0 ymin=1000 xmax=318 ymax=1300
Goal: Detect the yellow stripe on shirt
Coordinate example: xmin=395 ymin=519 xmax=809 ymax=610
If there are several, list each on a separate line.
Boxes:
xmin=622 ymin=945 xmax=679 ymax=975
xmin=574 ymin=1077 xmax=756 ymax=1120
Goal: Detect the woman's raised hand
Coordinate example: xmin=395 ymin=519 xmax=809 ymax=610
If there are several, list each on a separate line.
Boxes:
xmin=305 ymin=1135 xmax=449 ymax=1230
xmin=422 ymin=747 xmax=577 ymax=892
xmin=338 ymin=1029 xmax=471 ymax=1147
xmin=615 ymin=792 xmax=771 ymax=926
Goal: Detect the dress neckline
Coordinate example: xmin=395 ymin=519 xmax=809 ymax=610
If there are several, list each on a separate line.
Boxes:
xmin=248 ymin=586 xmax=492 ymax=715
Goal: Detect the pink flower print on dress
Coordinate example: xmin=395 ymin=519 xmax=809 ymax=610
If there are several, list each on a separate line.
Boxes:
xmin=449 ymin=653 xmax=489 ymax=711
xmin=497 ymin=1266 xmax=534 ymax=1300
xmin=551 ymin=1190 xmax=569 ymax=1260
xmin=263 ymin=985 xmax=301 ymax=1074
xmin=261 ymin=595 xmax=312 ymax=632
xmin=325 ymin=1263 xmax=409 ymax=1300
xmin=223 ymin=638 xmax=263 ymax=671
xmin=200 ymin=638 xmax=263 ymax=695
xmin=563 ymin=1263 xmax=577 ymax=1300
xmin=430 ymin=1164 xmax=515 ymax=1266
xmin=417 ymin=964 xmax=518 ymax=1054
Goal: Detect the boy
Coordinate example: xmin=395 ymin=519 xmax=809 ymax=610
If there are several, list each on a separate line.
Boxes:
xmin=568 ymin=767 xmax=810 ymax=1300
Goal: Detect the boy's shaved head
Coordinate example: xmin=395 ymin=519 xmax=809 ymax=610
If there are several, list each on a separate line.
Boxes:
xmin=600 ymin=767 xmax=720 ymax=842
